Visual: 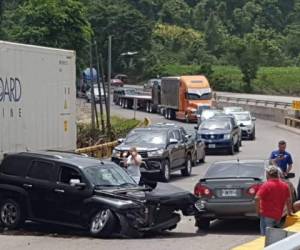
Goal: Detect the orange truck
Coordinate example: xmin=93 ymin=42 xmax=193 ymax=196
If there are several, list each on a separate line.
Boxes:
xmin=159 ymin=75 xmax=212 ymax=122
xmin=115 ymin=75 xmax=213 ymax=122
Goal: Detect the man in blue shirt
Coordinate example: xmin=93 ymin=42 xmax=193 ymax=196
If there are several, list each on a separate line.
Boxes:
xmin=270 ymin=140 xmax=293 ymax=175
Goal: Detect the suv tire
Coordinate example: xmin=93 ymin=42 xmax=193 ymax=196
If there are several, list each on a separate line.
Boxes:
xmin=181 ymin=155 xmax=192 ymax=176
xmin=161 ymin=160 xmax=171 ymax=182
xmin=195 ymin=217 xmax=210 ymax=231
xmin=0 ymin=199 xmax=24 ymax=230
xmin=90 ymin=209 xmax=117 ymax=237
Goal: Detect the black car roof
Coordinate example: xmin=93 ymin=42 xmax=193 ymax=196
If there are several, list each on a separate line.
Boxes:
xmin=7 ymin=151 xmax=113 ymax=169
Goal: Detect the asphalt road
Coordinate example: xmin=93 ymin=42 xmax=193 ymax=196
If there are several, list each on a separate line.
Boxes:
xmin=1 ymin=101 xmax=299 ymax=250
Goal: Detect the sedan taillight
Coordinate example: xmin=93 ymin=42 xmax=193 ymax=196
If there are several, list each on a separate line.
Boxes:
xmin=247 ymin=184 xmax=261 ymax=196
xmin=194 ymin=183 xmax=213 ymax=198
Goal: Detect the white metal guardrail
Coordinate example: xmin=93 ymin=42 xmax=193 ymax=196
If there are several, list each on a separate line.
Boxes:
xmin=215 ymin=95 xmax=292 ymax=108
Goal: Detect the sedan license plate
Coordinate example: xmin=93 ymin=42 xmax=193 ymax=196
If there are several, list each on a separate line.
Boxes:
xmin=221 ymin=189 xmax=239 ymax=197
xmin=208 ymin=144 xmax=216 ymax=149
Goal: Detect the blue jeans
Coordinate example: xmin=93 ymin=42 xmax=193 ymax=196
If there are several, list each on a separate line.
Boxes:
xmin=260 ymin=216 xmax=281 ymax=235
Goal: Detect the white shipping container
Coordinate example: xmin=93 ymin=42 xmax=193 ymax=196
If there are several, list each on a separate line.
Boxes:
xmin=0 ymin=41 xmax=76 ymax=159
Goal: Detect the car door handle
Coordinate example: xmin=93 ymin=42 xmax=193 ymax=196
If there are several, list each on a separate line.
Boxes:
xmin=54 ymin=189 xmax=65 ymax=193
xmin=23 ymin=183 xmax=32 ymax=188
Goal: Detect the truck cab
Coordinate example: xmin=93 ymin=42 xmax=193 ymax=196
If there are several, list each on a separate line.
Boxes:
xmin=161 ymin=75 xmax=212 ymax=122
xmin=178 ymin=76 xmax=212 ymax=122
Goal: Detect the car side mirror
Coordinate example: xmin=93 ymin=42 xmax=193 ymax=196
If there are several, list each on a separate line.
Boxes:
xmin=194 ymin=126 xmax=199 ymax=130
xmin=252 ymin=117 xmax=256 ymax=121
xmin=118 ymin=138 xmax=124 ymax=143
xmin=169 ymin=138 xmax=178 ymax=145
xmin=185 ymin=134 xmax=192 ymax=139
xmin=286 ymin=173 xmax=295 ymax=179
xmin=70 ymin=179 xmax=86 ymax=189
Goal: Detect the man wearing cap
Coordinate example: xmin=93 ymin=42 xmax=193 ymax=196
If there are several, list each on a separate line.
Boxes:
xmin=255 ymin=166 xmax=292 ymax=235
xmin=270 ymin=140 xmax=293 ymax=176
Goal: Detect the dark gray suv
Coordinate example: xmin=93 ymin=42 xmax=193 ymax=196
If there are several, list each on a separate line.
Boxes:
xmin=196 ymin=116 xmax=242 ymax=155
xmin=112 ymin=125 xmax=202 ymax=182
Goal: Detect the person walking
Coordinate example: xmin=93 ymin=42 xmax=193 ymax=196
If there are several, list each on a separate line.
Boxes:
xmin=123 ymin=147 xmax=142 ymax=184
xmin=270 ymin=140 xmax=293 ymax=176
xmin=255 ymin=166 xmax=292 ymax=235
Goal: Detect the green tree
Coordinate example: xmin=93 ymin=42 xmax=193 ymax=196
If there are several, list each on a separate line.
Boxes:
xmin=204 ymin=13 xmax=227 ymax=57
xmin=5 ymin=0 xmax=91 ymax=71
xmin=227 ymin=34 xmax=263 ymax=91
xmin=88 ymin=1 xmax=153 ymax=73
xmin=159 ymin=0 xmax=190 ymax=27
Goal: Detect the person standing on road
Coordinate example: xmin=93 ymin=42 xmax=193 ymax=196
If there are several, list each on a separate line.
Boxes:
xmin=123 ymin=147 xmax=142 ymax=184
xmin=255 ymin=166 xmax=292 ymax=235
xmin=270 ymin=140 xmax=293 ymax=176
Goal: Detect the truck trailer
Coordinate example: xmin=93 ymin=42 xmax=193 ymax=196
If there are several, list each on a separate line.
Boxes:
xmin=0 ymin=41 xmax=76 ymax=159
xmin=115 ymin=75 xmax=212 ymax=122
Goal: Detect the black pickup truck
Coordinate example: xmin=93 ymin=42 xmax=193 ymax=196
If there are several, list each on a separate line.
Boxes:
xmin=0 ymin=151 xmax=198 ymax=237
xmin=112 ymin=123 xmax=205 ymax=182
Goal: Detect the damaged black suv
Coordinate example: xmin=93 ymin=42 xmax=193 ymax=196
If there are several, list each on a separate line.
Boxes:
xmin=0 ymin=152 xmax=197 ymax=237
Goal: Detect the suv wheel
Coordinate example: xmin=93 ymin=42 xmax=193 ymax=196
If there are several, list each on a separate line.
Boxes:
xmin=0 ymin=199 xmax=24 ymax=230
xmin=161 ymin=160 xmax=171 ymax=182
xmin=90 ymin=209 xmax=117 ymax=237
xmin=181 ymin=155 xmax=192 ymax=176
xmin=196 ymin=217 xmax=210 ymax=231
xmin=251 ymin=130 xmax=256 ymax=140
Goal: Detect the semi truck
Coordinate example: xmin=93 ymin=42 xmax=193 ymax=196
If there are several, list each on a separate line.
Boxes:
xmin=0 ymin=40 xmax=76 ymax=159
xmin=115 ymin=75 xmax=212 ymax=122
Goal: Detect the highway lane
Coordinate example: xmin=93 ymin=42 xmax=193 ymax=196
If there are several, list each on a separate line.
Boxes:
xmin=0 ymin=101 xmax=299 ymax=250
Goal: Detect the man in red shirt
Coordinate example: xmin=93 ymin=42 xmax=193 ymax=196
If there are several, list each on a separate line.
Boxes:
xmin=255 ymin=166 xmax=292 ymax=235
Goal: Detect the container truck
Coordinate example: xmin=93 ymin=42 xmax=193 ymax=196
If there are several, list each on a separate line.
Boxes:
xmin=115 ymin=75 xmax=212 ymax=122
xmin=0 ymin=40 xmax=76 ymax=159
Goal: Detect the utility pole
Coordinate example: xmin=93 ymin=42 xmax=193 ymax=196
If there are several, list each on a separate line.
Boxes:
xmin=94 ymin=40 xmax=105 ymax=133
xmin=89 ymin=41 xmax=96 ymax=131
xmin=107 ymin=35 xmax=112 ymax=138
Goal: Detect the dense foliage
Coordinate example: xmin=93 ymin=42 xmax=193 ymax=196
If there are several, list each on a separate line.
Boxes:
xmin=1 ymin=0 xmax=300 ymax=93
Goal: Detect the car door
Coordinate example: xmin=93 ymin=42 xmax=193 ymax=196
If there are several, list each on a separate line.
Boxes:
xmin=24 ymin=160 xmax=59 ymax=220
xmin=53 ymin=165 xmax=92 ymax=225
xmin=167 ymin=130 xmax=183 ymax=168
xmin=230 ymin=118 xmax=239 ymax=145
xmin=174 ymin=129 xmax=186 ymax=166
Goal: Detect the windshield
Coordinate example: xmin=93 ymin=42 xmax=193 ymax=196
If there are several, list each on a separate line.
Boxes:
xmin=200 ymin=120 xmax=231 ymax=130
xmin=84 ymin=165 xmax=137 ymax=187
xmin=205 ymin=162 xmax=265 ymax=179
xmin=224 ymin=107 xmax=243 ymax=113
xmin=234 ymin=113 xmax=251 ymax=121
xmin=125 ymin=131 xmax=167 ymax=145
xmin=186 ymin=92 xmax=212 ymax=100
xmin=202 ymin=110 xmax=220 ymax=119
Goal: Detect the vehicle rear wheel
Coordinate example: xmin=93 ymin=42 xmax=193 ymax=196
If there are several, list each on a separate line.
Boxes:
xmin=161 ymin=160 xmax=171 ymax=182
xmin=181 ymin=155 xmax=192 ymax=176
xmin=90 ymin=209 xmax=117 ymax=238
xmin=0 ymin=199 xmax=24 ymax=230
xmin=196 ymin=217 xmax=210 ymax=231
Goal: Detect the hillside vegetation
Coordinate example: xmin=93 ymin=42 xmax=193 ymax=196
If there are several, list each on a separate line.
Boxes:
xmin=1 ymin=0 xmax=300 ymax=94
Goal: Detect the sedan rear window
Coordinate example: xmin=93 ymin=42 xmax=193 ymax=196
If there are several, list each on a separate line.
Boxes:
xmin=205 ymin=162 xmax=265 ymax=179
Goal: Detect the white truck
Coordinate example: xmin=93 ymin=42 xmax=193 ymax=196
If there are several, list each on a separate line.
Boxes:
xmin=0 ymin=40 xmax=76 ymax=159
